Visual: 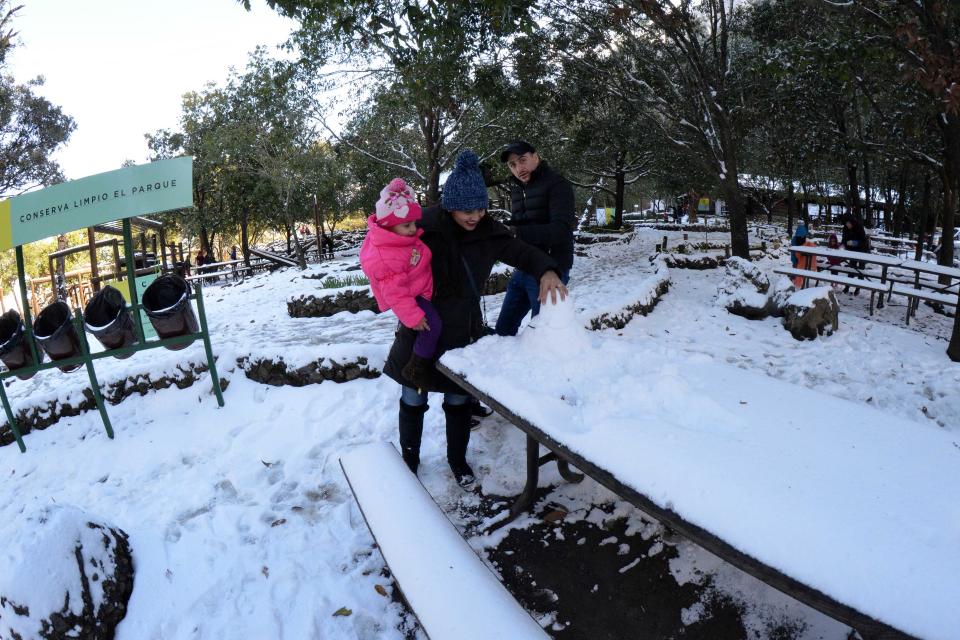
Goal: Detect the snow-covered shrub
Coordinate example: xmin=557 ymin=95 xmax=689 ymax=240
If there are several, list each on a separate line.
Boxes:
xmin=781 ymin=287 xmax=839 ymax=340
xmin=0 ymin=505 xmax=134 ymax=640
xmin=717 ymin=257 xmax=771 ymax=320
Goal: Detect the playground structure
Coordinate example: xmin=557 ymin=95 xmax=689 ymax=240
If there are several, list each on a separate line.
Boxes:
xmin=0 ymin=157 xmax=225 ymax=453
xmin=16 ymin=216 xmax=201 ymax=318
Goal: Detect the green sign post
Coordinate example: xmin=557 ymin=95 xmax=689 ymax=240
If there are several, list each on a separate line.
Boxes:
xmin=0 ymin=157 xmax=225 ymax=453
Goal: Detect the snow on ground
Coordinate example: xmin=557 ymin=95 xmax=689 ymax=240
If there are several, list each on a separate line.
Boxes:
xmin=1 ymin=227 xmax=958 ymax=639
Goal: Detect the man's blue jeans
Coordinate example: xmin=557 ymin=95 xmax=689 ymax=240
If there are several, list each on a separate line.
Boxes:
xmin=495 ymin=269 xmax=570 ymax=336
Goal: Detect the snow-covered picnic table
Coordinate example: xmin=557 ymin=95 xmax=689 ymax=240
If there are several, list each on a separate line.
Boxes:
xmin=438 ymin=299 xmax=960 ymax=640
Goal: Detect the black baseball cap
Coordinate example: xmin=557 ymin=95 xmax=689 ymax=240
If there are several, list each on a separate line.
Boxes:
xmin=499 ymin=140 xmax=536 ymax=162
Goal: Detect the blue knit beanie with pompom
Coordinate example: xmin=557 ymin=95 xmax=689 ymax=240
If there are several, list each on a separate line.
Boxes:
xmin=442 ymin=150 xmax=489 ymax=212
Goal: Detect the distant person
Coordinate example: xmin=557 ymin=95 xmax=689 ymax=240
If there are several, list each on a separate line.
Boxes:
xmin=672 ymin=204 xmax=683 ymax=224
xmin=322 ymin=233 xmax=335 ymax=258
xmin=825 ymin=233 xmax=843 ymax=281
xmin=841 ymin=216 xmax=869 ymax=293
xmin=195 ymin=249 xmax=206 ymax=268
xmin=360 ymin=178 xmax=441 ymax=390
xmin=790 ymin=223 xmax=818 ymax=288
xmin=495 ymin=140 xmax=576 ymax=336
xmin=230 ymin=245 xmax=238 ymax=261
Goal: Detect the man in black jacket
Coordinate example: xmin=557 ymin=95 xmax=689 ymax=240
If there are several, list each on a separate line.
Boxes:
xmin=495 ymin=140 xmax=576 ymax=336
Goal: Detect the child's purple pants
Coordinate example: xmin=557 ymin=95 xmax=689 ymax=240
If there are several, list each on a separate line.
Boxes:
xmin=413 ymin=296 xmax=442 ymax=358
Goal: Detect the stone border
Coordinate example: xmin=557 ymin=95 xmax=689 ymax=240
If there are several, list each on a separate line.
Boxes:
xmin=288 ymin=289 xmax=379 ymax=318
xmin=288 ymin=273 xmax=512 ymax=318
xmin=239 ymin=356 xmax=380 ymax=386
xmin=662 ymin=253 xmax=725 ymax=270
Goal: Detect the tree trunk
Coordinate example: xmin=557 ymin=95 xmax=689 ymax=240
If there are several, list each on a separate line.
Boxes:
xmin=786 ymin=181 xmax=795 ymax=237
xmin=614 ymin=169 xmax=625 ymax=230
xmin=915 ymin=173 xmax=932 ymax=261
xmin=200 ymin=228 xmax=210 ymax=254
xmin=240 ymin=209 xmax=250 ymax=267
xmin=55 ymin=234 xmax=68 ymax=301
xmin=420 ymin=108 xmax=442 ymax=205
xmin=893 ymin=166 xmax=909 ymax=236
xmin=863 ymin=155 xmax=873 ymax=226
xmin=846 ymin=159 xmax=859 ymax=221
xmin=937 ymin=176 xmax=955 ymax=271
xmin=289 ymin=224 xmax=308 ymax=269
xmin=722 ymin=175 xmax=749 ymax=259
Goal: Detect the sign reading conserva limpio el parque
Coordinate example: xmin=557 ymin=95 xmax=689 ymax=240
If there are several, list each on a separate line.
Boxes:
xmin=0 ymin=156 xmax=192 ymax=251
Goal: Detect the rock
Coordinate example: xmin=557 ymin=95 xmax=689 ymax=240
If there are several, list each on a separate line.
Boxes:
xmin=482 ymin=270 xmax=511 ymax=296
xmin=0 ymin=505 xmax=134 ymax=640
xmin=781 ymin=287 xmax=839 ymax=340
xmin=717 ymin=257 xmax=771 ymax=319
xmin=767 ymin=277 xmax=796 ymax=318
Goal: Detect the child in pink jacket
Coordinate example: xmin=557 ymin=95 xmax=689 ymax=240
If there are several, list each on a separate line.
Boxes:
xmin=360 ymin=178 xmax=440 ymax=388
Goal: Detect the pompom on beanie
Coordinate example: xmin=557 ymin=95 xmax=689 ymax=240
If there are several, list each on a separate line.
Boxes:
xmin=374 ymin=178 xmax=422 ymax=228
xmin=442 ymin=150 xmax=489 ymax=212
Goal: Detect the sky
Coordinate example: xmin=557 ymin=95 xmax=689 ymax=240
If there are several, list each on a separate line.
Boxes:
xmin=7 ymin=0 xmax=297 ymax=182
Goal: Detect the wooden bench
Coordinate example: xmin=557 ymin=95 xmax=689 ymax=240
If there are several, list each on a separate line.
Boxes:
xmin=889 ymin=283 xmax=958 ymax=325
xmin=772 ymin=266 xmax=891 ymax=315
xmin=185 ymin=266 xmax=251 ymax=283
xmin=340 ymin=442 xmax=548 ymax=639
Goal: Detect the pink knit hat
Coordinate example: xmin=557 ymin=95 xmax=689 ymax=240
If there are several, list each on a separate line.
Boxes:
xmin=374 ymin=178 xmax=422 ymax=228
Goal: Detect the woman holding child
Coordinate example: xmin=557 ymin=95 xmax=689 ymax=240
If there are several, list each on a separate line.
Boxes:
xmin=361 ymin=150 xmax=567 ymax=487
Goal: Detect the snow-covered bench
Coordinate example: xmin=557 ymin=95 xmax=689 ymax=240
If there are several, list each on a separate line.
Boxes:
xmin=185 ymin=267 xmax=251 ymax=283
xmin=772 ymin=266 xmax=891 ymax=314
xmin=890 ymin=283 xmax=958 ymax=324
xmin=339 ymin=442 xmax=548 ymax=639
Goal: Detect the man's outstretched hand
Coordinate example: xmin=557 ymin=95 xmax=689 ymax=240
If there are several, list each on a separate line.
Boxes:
xmin=538 ymin=271 xmax=568 ymax=305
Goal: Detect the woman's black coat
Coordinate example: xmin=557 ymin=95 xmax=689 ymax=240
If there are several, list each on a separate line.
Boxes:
xmin=383 ymin=206 xmax=559 ymax=394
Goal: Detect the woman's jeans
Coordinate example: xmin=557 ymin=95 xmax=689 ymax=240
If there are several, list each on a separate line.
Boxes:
xmin=495 ymin=269 xmax=570 ymax=337
xmin=401 ymin=386 xmax=468 ymax=407
xmin=400 ymin=386 xmax=471 ymax=469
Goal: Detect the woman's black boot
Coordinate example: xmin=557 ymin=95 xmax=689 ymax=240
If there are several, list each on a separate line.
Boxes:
xmin=398 ymin=401 xmax=428 ymax=474
xmin=443 ymin=402 xmax=475 ymax=487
